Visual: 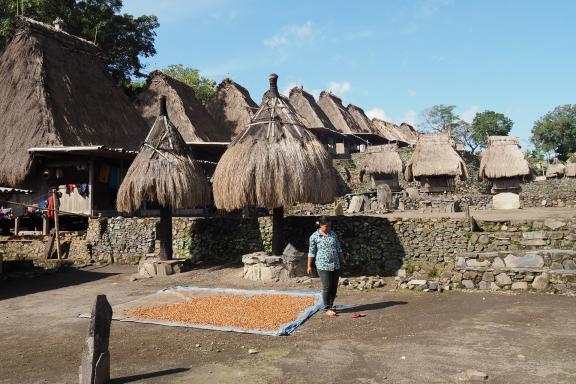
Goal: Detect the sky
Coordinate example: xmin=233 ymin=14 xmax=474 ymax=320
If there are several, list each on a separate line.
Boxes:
xmin=123 ymin=0 xmax=576 ymax=147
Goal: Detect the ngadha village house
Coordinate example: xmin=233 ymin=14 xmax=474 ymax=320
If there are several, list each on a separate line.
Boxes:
xmin=1 ymin=17 xmax=576 ymax=297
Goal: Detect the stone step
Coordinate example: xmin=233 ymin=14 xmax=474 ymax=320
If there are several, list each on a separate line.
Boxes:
xmin=468 ymin=231 xmax=575 ymax=252
xmin=456 ymin=249 xmax=576 ymax=272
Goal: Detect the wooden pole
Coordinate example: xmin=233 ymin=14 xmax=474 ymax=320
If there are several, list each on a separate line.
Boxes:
xmin=14 ymin=217 xmax=20 ymax=236
xmin=89 ymin=157 xmax=95 ymax=217
xmin=42 ymin=213 xmax=49 ymax=235
xmin=271 ymin=207 xmax=285 ymax=256
xmin=158 ymin=205 xmax=172 ymax=261
xmin=52 ymin=189 xmax=62 ymax=260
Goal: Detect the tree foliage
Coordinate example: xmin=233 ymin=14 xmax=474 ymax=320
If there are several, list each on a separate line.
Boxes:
xmin=0 ymin=0 xmax=158 ymax=85
xmin=471 ymin=110 xmax=513 ymax=147
xmin=163 ymin=64 xmax=216 ymax=105
xmin=531 ymin=104 xmax=576 ymax=161
xmin=420 ymin=104 xmax=459 ymax=133
xmin=452 ymin=120 xmax=480 ymax=154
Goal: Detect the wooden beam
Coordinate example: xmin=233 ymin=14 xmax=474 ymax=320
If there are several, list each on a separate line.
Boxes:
xmin=52 ymin=189 xmax=62 ymax=260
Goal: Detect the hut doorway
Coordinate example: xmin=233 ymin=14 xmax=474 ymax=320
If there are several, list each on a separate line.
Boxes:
xmin=419 ymin=176 xmax=455 ymax=193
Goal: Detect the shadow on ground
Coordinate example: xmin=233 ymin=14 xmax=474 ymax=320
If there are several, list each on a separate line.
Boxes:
xmin=0 ymin=268 xmax=117 ymax=301
xmin=110 ymin=368 xmax=190 ymax=383
xmin=336 ymin=300 xmax=407 ymax=313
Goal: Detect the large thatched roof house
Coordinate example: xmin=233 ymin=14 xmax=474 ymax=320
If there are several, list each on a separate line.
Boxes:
xmin=546 ymin=159 xmax=566 ymax=179
xmin=397 ymin=123 xmax=419 ymax=145
xmin=288 ymin=86 xmax=346 ymax=154
xmin=213 ymin=74 xmax=336 ymax=255
xmin=135 ymin=71 xmax=228 ymax=143
xmin=370 ymin=118 xmax=406 ymax=145
xmin=360 ymin=144 xmax=404 ymax=191
xmin=0 ymin=18 xmax=149 ymax=191
xmin=317 ymin=92 xmax=364 ymax=134
xmin=479 ymin=136 xmax=532 ymax=193
xmin=206 ymin=78 xmax=258 ymax=140
xmin=405 ymin=133 xmax=468 ymax=193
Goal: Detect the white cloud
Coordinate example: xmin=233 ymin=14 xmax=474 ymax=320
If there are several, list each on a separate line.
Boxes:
xmin=366 ymin=108 xmax=392 ymax=122
xmin=403 ymin=111 xmax=417 ymax=125
xmin=327 ymin=81 xmax=351 ymax=96
xmin=264 ymin=21 xmax=314 ymax=49
xmin=460 ymin=106 xmax=479 ymax=123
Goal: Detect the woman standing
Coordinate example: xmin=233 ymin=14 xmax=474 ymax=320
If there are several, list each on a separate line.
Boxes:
xmin=307 ymin=216 xmax=346 ymax=317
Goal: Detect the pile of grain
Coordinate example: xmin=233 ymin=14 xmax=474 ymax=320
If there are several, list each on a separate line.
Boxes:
xmin=126 ymin=294 xmax=316 ymax=330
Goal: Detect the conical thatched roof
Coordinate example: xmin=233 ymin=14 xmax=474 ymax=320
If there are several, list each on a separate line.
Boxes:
xmin=288 ymin=86 xmax=335 ymax=130
xmin=117 ymin=97 xmax=211 ymax=212
xmin=213 ymin=74 xmax=336 ymax=211
xmin=346 ymin=104 xmax=378 ymax=134
xmin=206 ymin=78 xmax=258 ymax=140
xmin=479 ymin=136 xmax=531 ymax=180
xmin=397 ymin=123 xmax=419 ymax=145
xmin=0 ymin=17 xmax=149 ymax=187
xmin=135 ymin=71 xmax=228 ymax=143
xmin=317 ymin=92 xmax=365 ymax=133
xmin=361 ymin=144 xmax=404 ymax=177
xmin=566 ymin=161 xmax=576 ymax=178
xmin=405 ymin=133 xmax=468 ymax=181
xmin=371 ymin=118 xmax=405 ymax=143
xmin=546 ymin=159 xmax=566 ymax=178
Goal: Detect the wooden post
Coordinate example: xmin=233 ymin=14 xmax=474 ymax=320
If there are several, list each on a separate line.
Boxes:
xmin=158 ymin=205 xmax=173 ymax=261
xmin=271 ymin=207 xmax=284 ymax=256
xmin=14 ymin=217 xmax=20 ymax=236
xmin=42 ymin=213 xmax=49 ymax=235
xmin=52 ymin=189 xmax=62 ymax=260
xmin=89 ymin=157 xmax=95 ymax=217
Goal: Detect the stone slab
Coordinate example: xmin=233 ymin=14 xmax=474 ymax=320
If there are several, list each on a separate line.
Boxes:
xmin=492 ymin=193 xmax=520 ymax=210
xmin=504 ymin=254 xmax=544 ymax=268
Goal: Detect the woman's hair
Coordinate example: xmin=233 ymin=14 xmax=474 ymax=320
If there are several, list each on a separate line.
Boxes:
xmin=317 ymin=216 xmax=332 ymax=226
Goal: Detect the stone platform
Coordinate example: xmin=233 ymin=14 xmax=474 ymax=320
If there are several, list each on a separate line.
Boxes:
xmin=242 ymin=250 xmax=308 ymax=282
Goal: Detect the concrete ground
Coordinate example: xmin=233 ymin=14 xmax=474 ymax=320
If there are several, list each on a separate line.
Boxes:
xmin=1 ymin=264 xmax=575 ymax=384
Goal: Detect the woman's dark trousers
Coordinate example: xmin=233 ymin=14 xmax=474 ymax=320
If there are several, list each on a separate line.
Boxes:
xmin=317 ymin=269 xmax=340 ymax=310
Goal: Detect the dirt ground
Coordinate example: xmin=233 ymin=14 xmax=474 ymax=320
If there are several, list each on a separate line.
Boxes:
xmin=1 ymin=264 xmax=576 ymax=384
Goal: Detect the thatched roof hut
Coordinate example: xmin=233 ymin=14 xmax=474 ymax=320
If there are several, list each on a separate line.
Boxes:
xmin=566 ymin=161 xmax=576 ymax=178
xmin=546 ymin=159 xmax=566 ymax=179
xmin=317 ymin=92 xmax=366 ymax=134
xmin=405 ymin=133 xmax=468 ymax=192
xmin=397 ymin=123 xmax=419 ymax=145
xmin=479 ymin=136 xmax=531 ymax=180
xmin=117 ymin=97 xmax=211 ymax=213
xmin=371 ymin=118 xmax=405 ymax=144
xmin=288 ymin=86 xmax=335 ymax=130
xmin=346 ymin=104 xmax=377 ymax=134
xmin=135 ymin=71 xmax=228 ymax=143
xmin=213 ymin=74 xmax=336 ymax=210
xmin=0 ymin=17 xmax=149 ymax=187
xmin=206 ymin=78 xmax=258 ymax=140
xmin=361 ymin=144 xmax=404 ymax=176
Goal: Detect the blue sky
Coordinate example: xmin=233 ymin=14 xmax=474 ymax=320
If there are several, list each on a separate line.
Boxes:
xmin=123 ymin=0 xmax=576 ymax=147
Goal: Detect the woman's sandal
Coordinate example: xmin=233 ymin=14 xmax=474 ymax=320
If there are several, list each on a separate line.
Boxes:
xmin=350 ymin=312 xmax=366 ymax=318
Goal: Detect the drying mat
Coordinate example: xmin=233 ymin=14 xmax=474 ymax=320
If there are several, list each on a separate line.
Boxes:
xmin=78 ymin=286 xmax=323 ymax=336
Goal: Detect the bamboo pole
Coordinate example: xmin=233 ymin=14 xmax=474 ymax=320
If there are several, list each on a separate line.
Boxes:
xmin=52 ymin=189 xmax=62 ymax=260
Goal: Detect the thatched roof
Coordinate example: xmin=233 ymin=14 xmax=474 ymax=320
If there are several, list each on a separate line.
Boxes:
xmin=117 ymin=97 xmax=211 ymax=212
xmin=346 ymin=104 xmax=378 ymax=134
xmin=0 ymin=17 xmax=149 ymax=187
xmin=546 ymin=159 xmax=566 ymax=178
xmin=566 ymin=161 xmax=576 ymax=177
xmin=317 ymin=92 xmax=365 ymax=133
xmin=361 ymin=144 xmax=404 ymax=177
xmin=397 ymin=123 xmax=419 ymax=145
xmin=206 ymin=78 xmax=258 ymax=140
xmin=371 ymin=118 xmax=405 ymax=143
xmin=288 ymin=86 xmax=335 ymax=130
xmin=135 ymin=71 xmax=228 ymax=142
xmin=479 ymin=136 xmax=531 ymax=180
xmin=405 ymin=133 xmax=468 ymax=181
xmin=213 ymin=74 xmax=336 ymax=211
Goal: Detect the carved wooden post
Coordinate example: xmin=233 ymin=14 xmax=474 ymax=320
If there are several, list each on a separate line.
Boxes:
xmin=79 ymin=295 xmax=112 ymax=384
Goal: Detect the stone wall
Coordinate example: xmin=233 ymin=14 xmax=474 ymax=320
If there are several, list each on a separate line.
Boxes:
xmin=519 ymin=178 xmax=576 ymax=208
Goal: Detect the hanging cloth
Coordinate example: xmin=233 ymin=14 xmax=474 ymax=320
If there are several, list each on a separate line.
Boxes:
xmin=47 ymin=195 xmax=55 ymax=218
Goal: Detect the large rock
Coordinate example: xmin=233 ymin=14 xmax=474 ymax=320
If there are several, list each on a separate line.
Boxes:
xmin=492 ymin=193 xmax=520 ymax=210
xmin=495 ymin=273 xmax=512 ymax=286
xmin=543 ymin=219 xmax=566 ymax=230
xmin=377 ymin=184 xmax=393 ymax=210
xmin=405 ymin=187 xmax=419 ymax=198
xmin=532 ymin=273 xmax=550 ymax=291
xmin=504 ymin=254 xmax=544 ymax=268
xmin=79 ymin=295 xmax=112 ymax=384
xmin=511 ymin=281 xmax=528 ymax=290
xmin=347 ymin=195 xmax=365 ymax=213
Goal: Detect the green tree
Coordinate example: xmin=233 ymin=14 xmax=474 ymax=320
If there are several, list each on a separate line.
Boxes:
xmin=531 ymin=105 xmax=576 ymax=161
xmin=420 ymin=104 xmax=459 ymax=134
xmin=471 ymin=110 xmax=513 ymax=147
xmin=163 ymin=64 xmax=216 ymax=105
xmin=0 ymin=0 xmax=158 ymax=85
